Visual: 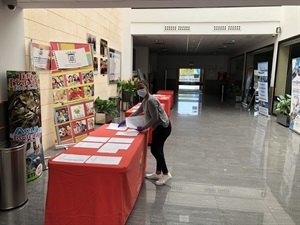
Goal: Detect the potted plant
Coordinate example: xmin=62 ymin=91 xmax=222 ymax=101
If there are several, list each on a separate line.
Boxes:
xmin=227 ymin=83 xmax=242 ymax=102
xmin=94 ymin=97 xmax=118 ymax=124
xmin=274 ymin=94 xmax=291 ymax=127
xmin=116 ymin=78 xmax=138 ymax=110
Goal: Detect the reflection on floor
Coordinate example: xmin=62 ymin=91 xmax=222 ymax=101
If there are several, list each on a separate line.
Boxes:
xmin=178 ymin=90 xmax=202 ymax=115
xmin=0 ymin=92 xmax=299 ymax=225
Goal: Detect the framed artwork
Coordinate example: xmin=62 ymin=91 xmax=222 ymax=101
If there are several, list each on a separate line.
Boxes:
xmin=108 ymin=48 xmax=121 ymax=84
xmin=57 ymin=123 xmax=73 ymax=141
xmin=93 ymin=57 xmax=98 ymax=75
xmin=83 ymin=84 xmax=94 ymax=97
xmin=82 ymin=70 xmax=94 ymax=84
xmin=84 ymin=101 xmax=94 ymax=116
xmin=100 ymin=39 xmax=108 ymax=57
xmin=67 ymin=87 xmax=84 ymax=101
xmin=87 ymin=117 xmax=95 ymax=130
xmin=87 ymin=33 xmax=96 ymax=54
xmin=69 ymin=103 xmax=86 ymax=120
xmin=100 ymin=58 xmax=108 ymax=75
xmin=72 ymin=119 xmax=87 ymax=135
xmin=53 ymin=90 xmax=67 ymax=106
xmin=54 ymin=106 xmax=70 ymax=124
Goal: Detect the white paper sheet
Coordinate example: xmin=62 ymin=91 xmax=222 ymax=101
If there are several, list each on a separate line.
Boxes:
xmin=53 ymin=153 xmax=91 ymax=163
xmin=106 ymin=123 xmax=128 ymax=131
xmin=116 ymin=129 xmax=139 ymax=136
xmin=82 ymin=136 xmax=110 ymax=142
xmin=125 ymin=115 xmax=146 ymax=129
xmin=74 ymin=142 xmax=103 ymax=148
xmin=97 ymin=143 xmax=131 ymax=153
xmin=85 ymin=156 xmax=122 ymax=165
xmin=108 ymin=137 xmax=135 ymax=143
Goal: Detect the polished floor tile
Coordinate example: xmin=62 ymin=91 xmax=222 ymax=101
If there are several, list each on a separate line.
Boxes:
xmin=0 ymin=91 xmax=299 ymax=225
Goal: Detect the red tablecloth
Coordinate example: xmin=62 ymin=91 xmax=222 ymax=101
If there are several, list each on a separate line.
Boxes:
xmin=44 ymin=124 xmax=148 ymax=225
xmin=157 ymin=90 xmax=174 ymax=108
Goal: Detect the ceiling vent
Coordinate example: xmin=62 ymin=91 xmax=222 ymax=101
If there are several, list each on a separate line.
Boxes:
xmin=213 ymin=25 xmax=241 ymax=31
xmin=164 ymin=25 xmax=191 ymax=31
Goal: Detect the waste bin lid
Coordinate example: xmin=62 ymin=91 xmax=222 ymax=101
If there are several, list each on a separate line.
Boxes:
xmin=0 ymin=141 xmax=25 ymax=152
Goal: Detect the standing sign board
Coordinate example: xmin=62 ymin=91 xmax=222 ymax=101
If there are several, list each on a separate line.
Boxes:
xmin=257 ymin=62 xmax=269 ymax=116
xmin=7 ymin=71 xmax=45 ymax=182
xmin=290 ymin=57 xmax=300 ymax=132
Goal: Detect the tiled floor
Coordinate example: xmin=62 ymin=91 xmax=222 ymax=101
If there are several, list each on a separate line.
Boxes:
xmin=0 ymin=91 xmax=299 ymax=225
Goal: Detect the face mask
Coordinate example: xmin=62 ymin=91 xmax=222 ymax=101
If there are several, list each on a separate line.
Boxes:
xmin=137 ymin=89 xmax=147 ymax=98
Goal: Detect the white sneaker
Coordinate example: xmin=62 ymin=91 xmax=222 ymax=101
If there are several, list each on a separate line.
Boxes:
xmin=145 ymin=173 xmax=162 ymax=180
xmin=155 ymin=173 xmax=172 ymax=186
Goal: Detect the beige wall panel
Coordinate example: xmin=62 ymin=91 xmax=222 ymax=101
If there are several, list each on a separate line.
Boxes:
xmin=40 ymin=89 xmax=53 ymax=106
xmin=25 ymin=8 xmax=122 ymax=150
xmin=41 ymin=104 xmax=54 ymax=122
xmin=39 ymin=71 xmax=51 ymax=90
xmin=42 ymin=131 xmax=56 ymax=151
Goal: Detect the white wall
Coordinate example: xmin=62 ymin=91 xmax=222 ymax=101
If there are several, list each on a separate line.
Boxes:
xmin=130 ymin=7 xmax=280 ymax=36
xmin=121 ymin=8 xmax=133 ymax=80
xmin=0 ymin=3 xmax=26 ymax=101
xmin=279 ymin=6 xmax=300 ymax=41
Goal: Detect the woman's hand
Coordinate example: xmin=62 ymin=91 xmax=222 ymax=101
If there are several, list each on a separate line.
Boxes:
xmin=136 ymin=126 xmax=143 ymax=132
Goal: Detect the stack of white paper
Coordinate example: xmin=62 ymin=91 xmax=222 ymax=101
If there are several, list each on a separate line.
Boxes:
xmin=74 ymin=142 xmax=103 ymax=148
xmin=82 ymin=136 xmax=110 ymax=142
xmin=125 ymin=115 xmax=146 ymax=129
xmin=108 ymin=137 xmax=134 ymax=143
xmin=116 ymin=129 xmax=139 ymax=136
xmin=97 ymin=143 xmax=130 ymax=153
xmin=85 ymin=156 xmax=122 ymax=165
xmin=53 ymin=154 xmax=91 ymax=163
xmin=106 ymin=123 xmax=128 ymax=131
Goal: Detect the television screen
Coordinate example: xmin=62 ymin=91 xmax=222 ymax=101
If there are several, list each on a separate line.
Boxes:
xmin=179 ymin=68 xmax=201 ymax=84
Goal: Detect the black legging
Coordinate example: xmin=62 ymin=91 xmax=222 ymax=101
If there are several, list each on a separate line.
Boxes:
xmin=151 ymin=122 xmax=172 ymax=174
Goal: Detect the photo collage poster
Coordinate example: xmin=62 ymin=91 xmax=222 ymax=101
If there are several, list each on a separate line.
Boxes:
xmin=290 ymin=57 xmax=300 ymax=132
xmin=7 ymin=71 xmax=45 ymax=182
xmin=257 ymin=62 xmax=269 ymax=117
xmin=50 ymin=42 xmax=95 ymax=144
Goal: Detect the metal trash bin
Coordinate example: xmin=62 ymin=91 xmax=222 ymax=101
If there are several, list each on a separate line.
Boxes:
xmin=0 ymin=141 xmax=27 ymax=210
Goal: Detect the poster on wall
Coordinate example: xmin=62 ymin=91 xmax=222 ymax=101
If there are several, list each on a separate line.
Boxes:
xmin=30 ymin=42 xmax=51 ymax=70
xmin=100 ymin=39 xmax=108 ymax=76
xmin=87 ymin=33 xmax=96 ymax=54
xmin=257 ymin=62 xmax=269 ymax=117
xmin=51 ymin=42 xmax=95 ymax=144
xmin=290 ymin=57 xmax=300 ymax=132
xmin=7 ymin=71 xmax=45 ymax=182
xmin=93 ymin=57 xmax=99 ymax=75
xmin=108 ymin=48 xmax=121 ymax=84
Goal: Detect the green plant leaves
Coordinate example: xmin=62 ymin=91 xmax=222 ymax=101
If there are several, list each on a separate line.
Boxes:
xmin=274 ymin=94 xmax=291 ymax=116
xmin=94 ymin=96 xmax=118 ymax=115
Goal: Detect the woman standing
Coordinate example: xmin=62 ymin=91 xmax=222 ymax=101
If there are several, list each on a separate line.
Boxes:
xmin=120 ymin=80 xmax=172 ymax=185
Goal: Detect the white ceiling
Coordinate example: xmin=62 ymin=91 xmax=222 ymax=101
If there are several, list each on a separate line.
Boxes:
xmin=133 ymin=34 xmax=275 ymax=55
xmin=3 ymin=0 xmax=299 ymax=55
